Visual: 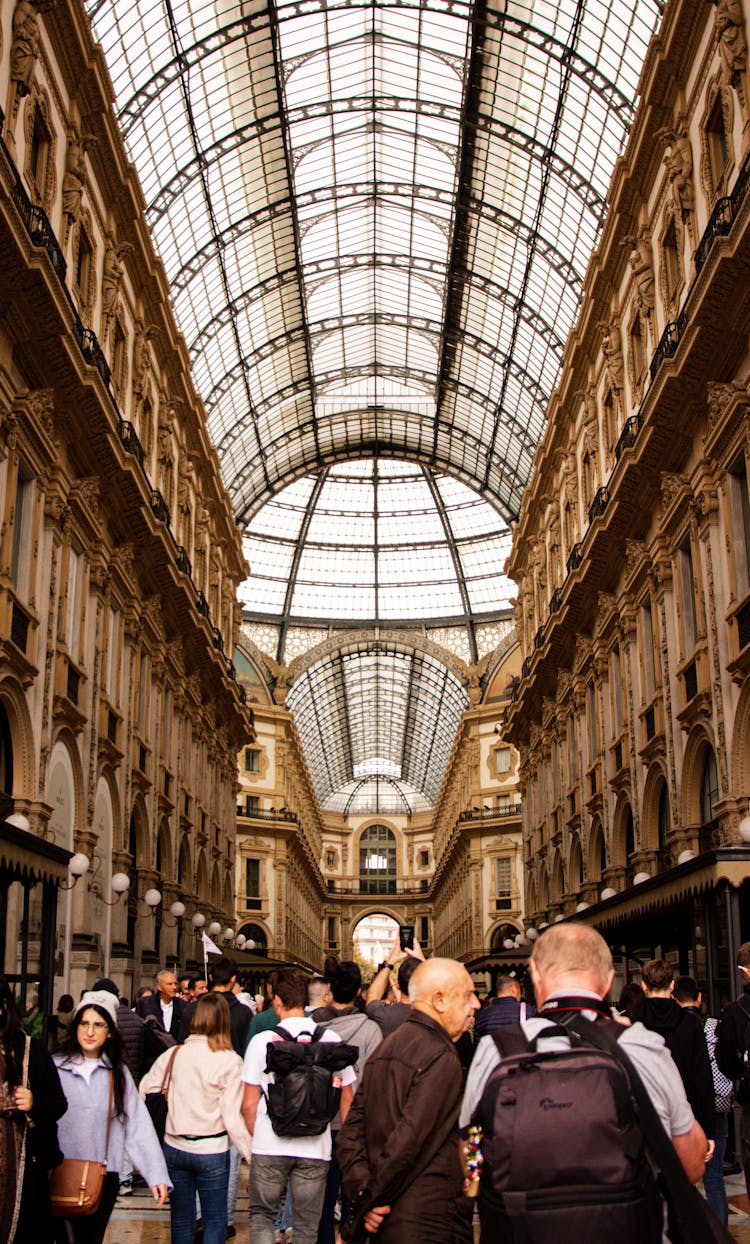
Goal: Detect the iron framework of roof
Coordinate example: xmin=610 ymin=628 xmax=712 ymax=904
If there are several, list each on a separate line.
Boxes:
xmin=86 ymin=0 xmax=665 ymax=812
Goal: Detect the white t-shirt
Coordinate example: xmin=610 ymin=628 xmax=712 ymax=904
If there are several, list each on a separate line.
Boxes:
xmin=160 ymin=999 xmax=174 ymax=1031
xmin=242 ymin=1016 xmax=356 ymax=1159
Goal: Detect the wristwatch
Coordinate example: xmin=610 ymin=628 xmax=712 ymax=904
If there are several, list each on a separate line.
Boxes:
xmin=376 ymin=961 xmax=391 ymax=973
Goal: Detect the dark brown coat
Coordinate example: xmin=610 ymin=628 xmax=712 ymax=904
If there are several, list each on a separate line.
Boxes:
xmin=337 ymin=1009 xmax=470 ymax=1244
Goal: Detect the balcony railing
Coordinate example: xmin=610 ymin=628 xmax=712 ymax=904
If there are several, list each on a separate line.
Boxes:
xmin=0 ymin=117 xmax=250 ymax=713
xmin=548 ymin=587 xmax=563 ymax=616
xmin=694 ymin=196 xmax=733 ymax=274
xmin=326 ymin=879 xmax=430 ymax=895
xmin=649 ymin=311 xmax=687 ymax=381
xmin=588 ymin=486 xmax=609 ymax=523
xmin=614 ymin=414 xmax=642 ymax=463
xmin=458 ymin=804 xmax=522 ymax=822
xmin=566 ymin=542 xmax=583 ymax=573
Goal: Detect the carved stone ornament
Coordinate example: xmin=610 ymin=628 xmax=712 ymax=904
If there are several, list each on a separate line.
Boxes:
xmin=11 ymin=0 xmax=55 ymax=98
xmin=574 ymin=633 xmax=593 ymax=666
xmin=110 ymin=542 xmax=136 ymax=581
xmin=624 ymin=538 xmax=648 ymax=577
xmin=141 ymin=595 xmax=165 ymax=636
xmin=28 ymin=387 xmax=55 ymax=435
xmin=557 ymin=669 xmax=572 ymax=699
xmin=597 ymin=591 xmax=617 ymax=621
xmin=660 ymin=471 xmax=689 ymax=510
xmin=70 ymin=476 xmax=100 ymax=518
xmin=706 ymin=380 xmax=740 ymax=433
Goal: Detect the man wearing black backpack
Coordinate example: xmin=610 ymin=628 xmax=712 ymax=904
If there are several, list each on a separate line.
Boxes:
xmin=716 ymin=939 xmax=750 ymax=1198
xmin=241 ymin=968 xmax=357 ymax=1244
xmin=461 ymin=924 xmax=709 ymax=1243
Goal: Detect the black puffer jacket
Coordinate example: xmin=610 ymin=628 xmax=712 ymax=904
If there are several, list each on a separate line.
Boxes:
xmin=639 ymin=997 xmax=715 ymax=1138
xmin=116 ymin=1003 xmax=146 ymax=1080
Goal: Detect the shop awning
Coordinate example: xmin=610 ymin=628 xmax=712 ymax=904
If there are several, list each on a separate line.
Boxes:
xmin=570 ymin=848 xmax=750 ymax=932
xmin=0 ymin=818 xmax=72 ymax=886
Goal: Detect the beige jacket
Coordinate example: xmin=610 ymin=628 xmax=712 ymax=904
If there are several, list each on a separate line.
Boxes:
xmin=140 ymin=1034 xmax=252 ymax=1158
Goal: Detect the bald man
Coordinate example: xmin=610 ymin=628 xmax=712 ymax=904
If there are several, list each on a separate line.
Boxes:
xmin=337 ymin=958 xmax=478 ymax=1244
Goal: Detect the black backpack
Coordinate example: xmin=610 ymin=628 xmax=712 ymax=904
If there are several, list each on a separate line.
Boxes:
xmin=263 ymin=1025 xmax=358 ymax=1138
xmin=472 ymin=1018 xmax=662 ymax=1244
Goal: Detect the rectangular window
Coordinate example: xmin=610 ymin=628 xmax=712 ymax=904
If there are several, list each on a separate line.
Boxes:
xmin=245 ymin=795 xmax=259 ymax=816
xmin=10 ymin=473 xmax=32 ymax=596
xmin=327 ymin=916 xmax=337 ymax=947
xmin=245 ymin=748 xmax=260 ymax=773
xmin=494 ymin=746 xmax=511 ymax=775
xmin=729 ymin=456 xmax=750 ymax=598
xmin=106 ymin=605 xmax=120 ymax=702
xmin=641 ymin=600 xmax=656 ymax=701
xmin=567 ymin=713 xmax=577 ymax=784
xmin=611 ymin=644 xmax=623 ymax=735
xmin=66 ymin=547 xmax=82 ymax=649
xmin=246 ymin=857 xmax=260 ymax=898
xmin=586 ymin=682 xmax=597 ymax=765
xmin=138 ymin=649 xmax=149 ymax=732
xmin=498 ymin=792 xmax=510 ymax=812
xmin=419 ymin=916 xmax=429 ymax=944
xmin=325 ymin=849 xmax=335 ymax=868
xmin=419 ymin=849 xmax=429 ymax=867
xmin=496 ymin=857 xmax=512 ymax=898
xmin=679 ymin=538 xmax=698 ymax=653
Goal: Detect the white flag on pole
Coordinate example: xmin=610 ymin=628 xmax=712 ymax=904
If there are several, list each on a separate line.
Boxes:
xmin=201 ymin=930 xmax=222 ymax=956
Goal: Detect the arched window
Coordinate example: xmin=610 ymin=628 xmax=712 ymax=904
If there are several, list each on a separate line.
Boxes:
xmin=238 ymin=922 xmax=267 ymax=952
xmin=0 ymin=702 xmax=13 ymax=806
xmin=359 ymin=824 xmax=397 ymax=895
xmin=625 ymin=807 xmax=635 ymax=883
xmin=701 ymin=748 xmax=719 ymax=825
xmin=658 ymin=782 xmax=670 ymax=853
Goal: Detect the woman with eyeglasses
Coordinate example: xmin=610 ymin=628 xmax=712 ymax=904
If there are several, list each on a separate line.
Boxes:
xmin=53 ymin=990 xmax=169 ymax=1243
xmin=0 ymin=973 xmax=67 ymax=1244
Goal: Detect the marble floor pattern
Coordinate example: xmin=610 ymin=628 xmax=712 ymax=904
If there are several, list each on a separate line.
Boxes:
xmin=103 ymin=1168 xmax=750 ymax=1242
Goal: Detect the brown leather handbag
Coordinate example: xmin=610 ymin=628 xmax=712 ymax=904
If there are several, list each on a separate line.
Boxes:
xmin=49 ymin=1073 xmax=113 ymax=1217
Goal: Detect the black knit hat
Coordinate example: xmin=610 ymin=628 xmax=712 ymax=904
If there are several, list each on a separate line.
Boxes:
xmin=92 ymin=977 xmax=119 ymax=998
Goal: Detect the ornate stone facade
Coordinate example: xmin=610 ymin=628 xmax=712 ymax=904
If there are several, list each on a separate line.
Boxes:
xmin=505 ymin=0 xmax=750 ymax=964
xmin=0 ymin=3 xmax=253 ymax=1000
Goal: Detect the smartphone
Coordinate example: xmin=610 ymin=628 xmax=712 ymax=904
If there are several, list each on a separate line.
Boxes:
xmin=399 ymin=924 xmax=415 ymax=952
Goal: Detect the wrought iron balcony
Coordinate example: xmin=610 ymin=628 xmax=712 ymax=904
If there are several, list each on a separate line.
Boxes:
xmin=614 ymin=414 xmax=642 ymax=463
xmin=566 ymin=542 xmax=583 ymax=573
xmin=149 ymin=489 xmax=171 ymax=526
xmin=176 ymin=546 xmax=192 ymax=577
xmin=694 ymin=196 xmax=733 ymax=274
xmin=588 ymin=486 xmax=609 ymax=523
xmin=548 ymin=587 xmax=563 ymax=616
xmin=196 ymin=592 xmax=210 ymax=618
xmin=649 ymin=311 xmax=687 ymax=381
xmin=119 ymin=421 xmax=145 ymax=466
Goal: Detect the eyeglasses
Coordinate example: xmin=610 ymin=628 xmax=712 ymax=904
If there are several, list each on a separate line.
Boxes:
xmin=78 ymin=1020 xmax=108 ymax=1032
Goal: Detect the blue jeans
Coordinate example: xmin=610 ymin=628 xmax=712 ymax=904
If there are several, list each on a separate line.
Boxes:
xmin=163 ymin=1143 xmax=229 ymax=1244
xmin=227 ymin=1142 xmax=241 ymax=1226
xmin=317 ymin=1131 xmax=348 ymax=1244
xmin=704 ymin=1112 xmax=729 ymax=1226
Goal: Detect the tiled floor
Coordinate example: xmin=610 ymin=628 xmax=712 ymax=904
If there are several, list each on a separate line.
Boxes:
xmin=103 ymin=1171 xmax=750 ymax=1242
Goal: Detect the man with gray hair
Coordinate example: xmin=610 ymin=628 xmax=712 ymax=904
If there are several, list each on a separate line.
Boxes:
xmin=337 ymin=958 xmax=478 ymax=1243
xmin=136 ymin=968 xmax=186 ymax=1038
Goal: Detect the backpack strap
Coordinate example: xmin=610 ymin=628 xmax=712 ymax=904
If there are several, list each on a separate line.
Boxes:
xmin=274 ymin=1025 xmax=298 ymax=1043
xmin=490 ymin=1023 xmax=530 ymax=1059
xmin=564 ymin=1014 xmax=732 ymax=1244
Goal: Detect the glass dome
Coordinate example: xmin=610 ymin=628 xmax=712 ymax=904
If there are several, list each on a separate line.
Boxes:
xmin=239 ymin=458 xmax=515 ymax=654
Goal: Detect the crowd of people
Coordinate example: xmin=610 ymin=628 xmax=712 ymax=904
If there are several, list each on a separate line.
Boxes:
xmin=2 ymin=928 xmax=750 ymax=1243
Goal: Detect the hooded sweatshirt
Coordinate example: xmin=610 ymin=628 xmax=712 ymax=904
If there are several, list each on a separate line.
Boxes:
xmin=639 ymin=996 xmax=715 ymax=1138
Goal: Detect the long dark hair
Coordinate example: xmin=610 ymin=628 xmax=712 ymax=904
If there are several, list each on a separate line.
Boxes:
xmin=57 ymin=1003 xmax=128 ymax=1118
xmin=0 ymin=974 xmax=22 ymax=1089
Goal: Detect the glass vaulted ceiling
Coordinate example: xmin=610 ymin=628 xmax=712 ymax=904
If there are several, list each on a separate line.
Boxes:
xmin=87 ymin=0 xmax=664 ymax=814
xmin=87 ymin=0 xmax=664 ymax=523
